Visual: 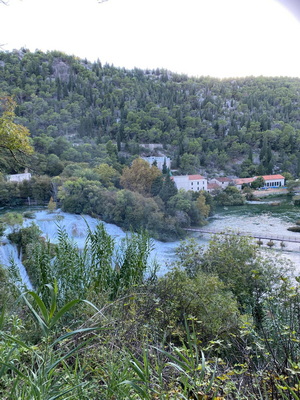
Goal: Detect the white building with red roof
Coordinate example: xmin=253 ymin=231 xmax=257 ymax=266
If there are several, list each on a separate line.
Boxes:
xmin=233 ymin=177 xmax=255 ymax=190
xmin=234 ymin=174 xmax=285 ymax=190
xmin=172 ymin=174 xmax=207 ymax=192
xmin=210 ymin=177 xmax=233 ymax=189
xmin=207 ymin=182 xmax=222 ymax=193
xmin=260 ymin=174 xmax=285 ymax=188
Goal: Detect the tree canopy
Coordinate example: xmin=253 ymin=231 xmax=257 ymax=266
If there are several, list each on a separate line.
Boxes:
xmin=0 ymin=96 xmax=33 ymax=163
xmin=2 ymin=50 xmax=300 ymax=176
xmin=120 ymin=158 xmax=161 ymax=195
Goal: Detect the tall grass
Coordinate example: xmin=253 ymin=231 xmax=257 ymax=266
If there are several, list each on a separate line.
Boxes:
xmin=0 ymin=282 xmax=102 ymax=399
xmin=121 ymin=320 xmax=219 ymax=399
xmin=21 ymin=221 xmax=154 ymax=305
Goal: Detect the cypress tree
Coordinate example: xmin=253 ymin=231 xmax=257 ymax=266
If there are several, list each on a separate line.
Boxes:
xmin=159 ymin=174 xmax=178 ymax=202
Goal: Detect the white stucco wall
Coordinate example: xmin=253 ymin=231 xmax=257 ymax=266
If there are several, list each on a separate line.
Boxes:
xmin=173 ymin=175 xmax=207 ymax=192
xmin=142 ymin=156 xmax=171 ymax=171
xmin=7 ymin=173 xmax=32 ymax=183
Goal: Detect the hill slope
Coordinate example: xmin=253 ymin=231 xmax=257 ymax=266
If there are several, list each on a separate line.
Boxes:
xmin=1 ymin=49 xmax=300 ymax=177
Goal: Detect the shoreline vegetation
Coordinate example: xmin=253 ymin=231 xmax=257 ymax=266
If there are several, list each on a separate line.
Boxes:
xmin=0 ymin=211 xmax=299 ymax=399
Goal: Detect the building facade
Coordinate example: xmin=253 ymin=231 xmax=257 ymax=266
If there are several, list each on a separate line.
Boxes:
xmin=7 ymin=172 xmax=32 ymax=183
xmin=210 ymin=177 xmax=233 ymax=189
xmin=207 ymin=182 xmax=221 ymax=193
xmin=141 ymin=156 xmax=171 ymax=171
xmin=173 ymin=174 xmax=208 ymax=192
xmin=234 ymin=174 xmax=285 ymax=190
xmin=260 ymin=174 xmax=285 ymax=188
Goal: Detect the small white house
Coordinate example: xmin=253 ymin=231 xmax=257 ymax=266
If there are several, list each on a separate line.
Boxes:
xmin=210 ymin=177 xmax=233 ymax=189
xmin=207 ymin=182 xmax=222 ymax=193
xmin=233 ymin=177 xmax=255 ymax=190
xmin=7 ymin=171 xmax=32 ymax=183
xmin=172 ymin=174 xmax=208 ymax=192
xmin=141 ymin=156 xmax=171 ymax=171
xmin=260 ymin=174 xmax=285 ymax=188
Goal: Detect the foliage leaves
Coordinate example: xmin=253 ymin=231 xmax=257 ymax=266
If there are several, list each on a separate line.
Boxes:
xmin=0 ymin=96 xmax=33 ymax=164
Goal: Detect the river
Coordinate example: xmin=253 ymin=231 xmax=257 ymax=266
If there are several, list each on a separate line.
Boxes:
xmin=0 ymin=208 xmax=178 ymax=282
xmin=202 ymin=198 xmax=300 ymax=268
xmin=1 ymin=198 xmax=299 ymax=286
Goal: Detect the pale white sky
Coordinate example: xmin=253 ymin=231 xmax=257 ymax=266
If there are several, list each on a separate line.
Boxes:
xmin=1 ymin=0 xmax=300 ymax=78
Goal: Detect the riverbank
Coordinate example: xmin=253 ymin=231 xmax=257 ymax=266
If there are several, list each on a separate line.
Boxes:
xmin=204 ymin=200 xmax=300 ymax=270
xmin=252 ymin=188 xmax=288 ymax=197
xmin=1 ymin=199 xmax=300 ymax=283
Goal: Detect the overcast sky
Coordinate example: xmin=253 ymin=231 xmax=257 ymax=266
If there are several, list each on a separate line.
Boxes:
xmin=1 ymin=0 xmax=300 ymax=79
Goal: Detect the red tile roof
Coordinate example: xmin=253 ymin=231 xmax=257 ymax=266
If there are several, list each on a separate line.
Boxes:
xmin=261 ymin=174 xmax=285 ymax=181
xmin=234 ymin=177 xmax=255 ymax=185
xmin=188 ymin=175 xmax=204 ymax=180
xmin=234 ymin=175 xmax=285 ymax=185
xmin=207 ymin=183 xmax=220 ymax=190
xmin=215 ymin=177 xmax=231 ymax=182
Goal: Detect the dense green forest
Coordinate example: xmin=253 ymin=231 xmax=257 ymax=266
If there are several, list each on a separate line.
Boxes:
xmin=1 ymin=49 xmax=300 ymax=177
xmin=1 ymin=49 xmax=299 ymax=238
xmin=2 ymin=49 xmax=300 ymax=399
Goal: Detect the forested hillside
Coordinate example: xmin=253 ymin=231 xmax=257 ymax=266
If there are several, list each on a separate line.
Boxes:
xmin=1 ymin=49 xmax=300 ymax=177
xmin=0 ymin=49 xmax=299 ymax=239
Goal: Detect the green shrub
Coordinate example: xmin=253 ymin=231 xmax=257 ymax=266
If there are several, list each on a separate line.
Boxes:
xmin=287 ymin=226 xmax=300 ymax=232
xmin=23 ymin=211 xmax=36 ymax=219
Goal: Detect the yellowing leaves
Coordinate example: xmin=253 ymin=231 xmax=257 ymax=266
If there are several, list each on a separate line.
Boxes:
xmin=196 ymin=193 xmax=210 ymax=218
xmin=0 ymin=96 xmax=33 ymax=156
xmin=120 ymin=158 xmax=161 ymax=195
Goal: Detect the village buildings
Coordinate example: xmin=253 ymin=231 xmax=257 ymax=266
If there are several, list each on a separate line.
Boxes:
xmin=171 ymin=173 xmax=285 ymax=193
xmin=139 ymin=157 xmax=285 ymax=193
xmin=234 ymin=174 xmax=285 ymax=190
